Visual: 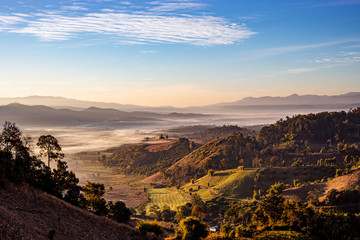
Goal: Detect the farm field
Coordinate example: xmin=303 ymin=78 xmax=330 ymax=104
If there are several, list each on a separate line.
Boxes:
xmin=67 ymin=153 xmax=150 ymax=208
xmin=145 ymin=188 xmax=189 ymax=213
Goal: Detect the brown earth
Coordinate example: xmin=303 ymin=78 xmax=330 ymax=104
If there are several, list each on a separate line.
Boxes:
xmin=0 ymin=182 xmax=159 ymax=240
xmin=104 ymin=184 xmax=148 ymax=208
xmin=141 ymin=172 xmax=166 ymax=184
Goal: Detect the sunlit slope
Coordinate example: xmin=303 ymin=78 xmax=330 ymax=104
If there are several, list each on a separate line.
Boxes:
xmin=182 ymin=169 xmax=257 ymax=201
xmin=164 ymin=133 xmax=258 ymax=183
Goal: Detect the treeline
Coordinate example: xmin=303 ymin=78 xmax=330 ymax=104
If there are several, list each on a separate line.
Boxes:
xmin=190 ymin=125 xmax=256 ymax=143
xmin=0 ymin=122 xmax=131 ymax=224
xmin=258 ymin=107 xmax=360 ymax=146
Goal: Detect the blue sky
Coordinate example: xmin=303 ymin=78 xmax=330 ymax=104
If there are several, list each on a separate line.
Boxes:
xmin=0 ymin=0 xmax=359 ymax=107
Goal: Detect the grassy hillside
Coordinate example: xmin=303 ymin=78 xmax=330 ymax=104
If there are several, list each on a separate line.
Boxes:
xmin=182 ymin=169 xmax=257 ymax=200
xmin=282 ymin=167 xmax=360 ymax=202
xmin=164 ymin=134 xmax=259 ymax=183
xmin=180 ymin=166 xmax=340 ymax=202
xmin=0 ymin=182 xmax=157 ymax=240
xmin=101 ymin=138 xmax=196 ymax=176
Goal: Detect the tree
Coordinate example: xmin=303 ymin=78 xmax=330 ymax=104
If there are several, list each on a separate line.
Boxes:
xmin=82 ymin=181 xmax=107 ymax=216
xmin=190 ymin=193 xmax=203 ymax=207
xmin=107 ymin=201 xmax=131 ymax=223
xmin=149 ymin=204 xmax=161 ymax=219
xmin=175 ymin=217 xmax=209 ymax=240
xmin=52 ymin=160 xmax=82 ymax=205
xmin=137 ymin=221 xmax=164 ymax=237
xmin=160 ymin=205 xmax=176 ymax=222
xmin=191 ymin=205 xmax=205 ymax=220
xmin=37 ymin=135 xmax=64 ymax=168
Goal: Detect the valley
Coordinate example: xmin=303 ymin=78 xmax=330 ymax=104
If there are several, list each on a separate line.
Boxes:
xmin=2 ymin=97 xmax=360 ymax=239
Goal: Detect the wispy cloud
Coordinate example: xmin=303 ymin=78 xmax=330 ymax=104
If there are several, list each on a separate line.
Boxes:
xmin=61 ymin=6 xmax=89 ymax=11
xmin=248 ymin=40 xmax=359 ymax=59
xmin=0 ymin=15 xmax=26 ymax=30
xmin=141 ymin=50 xmax=158 ymax=54
xmin=287 ymin=68 xmax=315 ymax=74
xmin=3 ymin=11 xmax=254 ymax=45
xmin=308 ymin=50 xmax=360 ymax=64
xmin=148 ymin=1 xmax=206 ymax=12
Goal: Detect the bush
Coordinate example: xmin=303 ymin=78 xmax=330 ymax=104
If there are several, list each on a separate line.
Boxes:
xmin=137 ymin=221 xmax=164 ymax=237
xmin=174 ymin=217 xmax=209 ymax=240
xmin=235 ymin=224 xmax=254 ymax=238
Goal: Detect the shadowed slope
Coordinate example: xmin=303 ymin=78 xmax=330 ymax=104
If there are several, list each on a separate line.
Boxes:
xmin=0 ymin=182 xmax=159 ymax=240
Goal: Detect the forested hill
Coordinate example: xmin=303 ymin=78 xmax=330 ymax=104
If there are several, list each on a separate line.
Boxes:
xmin=258 ymin=107 xmax=360 ymax=145
xmin=163 ymin=108 xmax=360 ymax=183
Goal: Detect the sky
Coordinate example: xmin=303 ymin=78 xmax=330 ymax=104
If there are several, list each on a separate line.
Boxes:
xmin=0 ymin=0 xmax=359 ymax=107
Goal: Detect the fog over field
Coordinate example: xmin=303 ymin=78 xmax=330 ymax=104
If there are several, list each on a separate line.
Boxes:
xmin=23 ymin=127 xmax=152 ymax=154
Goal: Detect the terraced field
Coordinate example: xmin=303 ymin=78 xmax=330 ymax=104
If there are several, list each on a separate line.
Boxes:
xmin=145 ymin=188 xmax=189 ymax=213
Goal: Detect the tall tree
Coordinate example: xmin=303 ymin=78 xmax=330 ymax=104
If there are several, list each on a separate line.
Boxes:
xmin=82 ymin=181 xmax=108 ymax=216
xmin=37 ymin=135 xmax=64 ymax=168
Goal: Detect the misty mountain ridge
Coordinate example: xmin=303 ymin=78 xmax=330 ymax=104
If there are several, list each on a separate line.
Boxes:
xmin=0 ymin=92 xmax=359 ymax=112
xmin=0 ymin=103 xmax=210 ymax=128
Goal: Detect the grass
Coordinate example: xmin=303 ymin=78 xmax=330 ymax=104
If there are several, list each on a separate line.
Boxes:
xmin=182 ymin=169 xmax=256 ymax=200
xmin=254 ymin=231 xmax=311 ymax=240
xmin=145 ymin=188 xmax=188 ymax=213
xmin=78 ymin=165 xmax=114 ymax=173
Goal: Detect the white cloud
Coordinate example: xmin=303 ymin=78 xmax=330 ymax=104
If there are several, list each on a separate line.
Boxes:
xmin=0 ymin=15 xmax=25 ymax=25
xmin=61 ymin=6 xmax=89 ymax=11
xmin=5 ymin=12 xmax=254 ymax=45
xmin=141 ymin=50 xmax=158 ymax=54
xmin=148 ymin=1 xmax=206 ymax=12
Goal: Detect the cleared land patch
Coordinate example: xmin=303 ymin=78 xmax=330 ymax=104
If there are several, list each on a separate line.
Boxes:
xmin=145 ymin=188 xmax=188 ymax=213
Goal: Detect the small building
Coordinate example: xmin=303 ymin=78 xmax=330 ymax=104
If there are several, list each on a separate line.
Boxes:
xmin=209 ymin=226 xmax=219 ymax=232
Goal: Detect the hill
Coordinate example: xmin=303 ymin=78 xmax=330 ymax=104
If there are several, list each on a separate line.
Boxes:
xmin=214 ymin=92 xmax=360 ymax=106
xmin=164 ymin=133 xmax=259 ymax=183
xmin=0 ymin=103 xmax=209 ymax=127
xmin=100 ymin=138 xmax=199 ymax=176
xmin=182 ymin=169 xmax=257 ymax=200
xmin=282 ymin=168 xmax=360 ymax=202
xmin=0 ymin=182 xmax=157 ymax=240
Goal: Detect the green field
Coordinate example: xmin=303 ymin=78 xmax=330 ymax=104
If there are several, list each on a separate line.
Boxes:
xmin=182 ymin=169 xmax=257 ymax=200
xmin=145 ymin=188 xmax=188 ymax=213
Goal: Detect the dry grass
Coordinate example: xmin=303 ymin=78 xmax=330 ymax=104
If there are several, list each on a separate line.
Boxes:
xmin=145 ymin=140 xmax=174 ymax=153
xmin=0 ymin=182 xmax=160 ymax=240
xmin=283 ymin=168 xmax=360 ymax=202
xmin=141 ymin=172 xmax=166 ymax=184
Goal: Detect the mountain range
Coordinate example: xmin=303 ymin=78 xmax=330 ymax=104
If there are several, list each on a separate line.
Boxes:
xmin=0 ymin=92 xmax=359 ymax=113
xmin=0 ymin=92 xmax=359 ymax=127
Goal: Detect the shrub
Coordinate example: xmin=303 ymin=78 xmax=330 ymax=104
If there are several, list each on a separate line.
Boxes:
xmin=137 ymin=221 xmax=164 ymax=237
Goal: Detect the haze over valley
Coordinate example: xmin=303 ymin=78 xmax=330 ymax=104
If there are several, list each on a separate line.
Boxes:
xmin=1 ymin=0 xmax=360 ymax=239
xmin=1 ymin=92 xmax=359 ymax=153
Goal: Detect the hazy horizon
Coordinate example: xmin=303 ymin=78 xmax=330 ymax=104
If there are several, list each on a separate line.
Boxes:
xmin=0 ymin=1 xmax=359 ymax=107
